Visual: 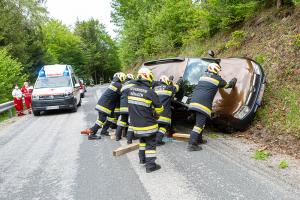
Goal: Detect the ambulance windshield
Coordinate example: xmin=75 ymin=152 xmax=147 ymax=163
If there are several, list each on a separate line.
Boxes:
xmin=35 ymin=76 xmax=71 ymax=89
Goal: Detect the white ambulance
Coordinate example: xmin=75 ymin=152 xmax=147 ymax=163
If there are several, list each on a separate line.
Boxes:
xmin=31 ymin=64 xmax=81 ymax=116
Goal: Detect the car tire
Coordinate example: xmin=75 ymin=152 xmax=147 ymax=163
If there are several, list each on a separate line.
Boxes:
xmin=71 ymin=101 xmax=78 ymax=112
xmin=33 ymin=110 xmax=40 ymax=116
xmin=78 ymin=97 xmax=82 ymax=107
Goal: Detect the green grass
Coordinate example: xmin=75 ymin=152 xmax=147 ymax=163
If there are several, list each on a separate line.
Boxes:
xmin=207 ymin=133 xmax=220 ymax=139
xmin=278 ymin=160 xmax=289 ymax=169
xmin=0 ymin=108 xmax=16 ymax=122
xmin=252 ymin=150 xmax=271 ymax=160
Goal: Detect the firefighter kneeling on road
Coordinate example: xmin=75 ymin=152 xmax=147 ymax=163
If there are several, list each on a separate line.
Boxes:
xmin=128 ymin=68 xmax=164 ymax=173
xmin=153 ymin=75 xmax=178 ymax=145
xmin=115 ymin=73 xmax=135 ymax=143
xmin=81 ymin=72 xmax=126 ymax=140
xmin=188 ymin=63 xmax=237 ymax=151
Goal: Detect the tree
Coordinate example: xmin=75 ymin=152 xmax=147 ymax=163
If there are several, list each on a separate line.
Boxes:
xmin=75 ymin=19 xmax=120 ymax=82
xmin=42 ymin=20 xmax=86 ymax=75
xmin=0 ymin=49 xmax=27 ymax=103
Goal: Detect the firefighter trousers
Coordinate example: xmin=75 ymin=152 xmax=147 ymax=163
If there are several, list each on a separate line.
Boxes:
xmin=157 ymin=124 xmax=169 ymax=143
xmin=139 ymin=134 xmax=157 ymax=169
xmin=91 ymin=112 xmax=108 ymax=133
xmin=189 ymin=112 xmax=207 ymax=145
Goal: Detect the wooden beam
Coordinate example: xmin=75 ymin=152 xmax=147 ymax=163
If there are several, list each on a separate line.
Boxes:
xmin=113 ymin=143 xmax=139 ymax=156
xmin=172 ymin=133 xmax=190 ymax=142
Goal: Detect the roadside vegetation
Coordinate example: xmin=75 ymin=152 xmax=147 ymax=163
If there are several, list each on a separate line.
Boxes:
xmin=0 ymin=0 xmax=120 ymax=104
xmin=112 ymin=0 xmax=300 ymax=152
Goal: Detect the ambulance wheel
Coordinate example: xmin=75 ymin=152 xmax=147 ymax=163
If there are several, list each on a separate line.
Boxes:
xmin=78 ymin=98 xmax=82 ymax=107
xmin=71 ymin=103 xmax=78 ymax=112
xmin=33 ymin=110 xmax=40 ymax=116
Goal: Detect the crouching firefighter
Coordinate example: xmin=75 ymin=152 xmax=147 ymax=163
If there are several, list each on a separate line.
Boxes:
xmin=115 ymin=74 xmax=135 ymax=143
xmin=128 ymin=68 xmax=164 ymax=173
xmin=81 ymin=72 xmax=126 ymax=140
xmin=153 ymin=75 xmax=179 ymax=145
xmin=188 ymin=63 xmax=237 ymax=151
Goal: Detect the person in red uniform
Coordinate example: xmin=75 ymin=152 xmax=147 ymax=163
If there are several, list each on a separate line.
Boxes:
xmin=12 ymin=84 xmax=24 ymax=116
xmin=21 ymin=82 xmax=32 ymax=114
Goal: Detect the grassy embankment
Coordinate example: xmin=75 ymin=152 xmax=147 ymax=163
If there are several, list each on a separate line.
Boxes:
xmin=181 ymin=7 xmax=300 ymax=138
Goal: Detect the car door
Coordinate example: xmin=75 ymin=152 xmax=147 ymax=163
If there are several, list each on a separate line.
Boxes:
xmin=72 ymin=76 xmax=80 ymax=104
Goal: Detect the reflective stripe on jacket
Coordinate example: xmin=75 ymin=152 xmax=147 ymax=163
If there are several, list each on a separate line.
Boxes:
xmin=128 ymin=80 xmax=163 ymax=137
xmin=95 ymin=78 xmax=122 ymax=115
xmin=189 ymin=72 xmax=231 ymax=117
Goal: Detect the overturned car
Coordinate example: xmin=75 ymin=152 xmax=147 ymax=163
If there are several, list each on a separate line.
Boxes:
xmin=142 ymin=55 xmax=265 ymax=132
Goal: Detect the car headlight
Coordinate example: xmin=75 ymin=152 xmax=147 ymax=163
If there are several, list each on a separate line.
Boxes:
xmin=64 ymin=92 xmax=73 ymax=98
xmin=32 ymin=95 xmax=39 ymax=100
xmin=234 ymin=106 xmax=250 ymax=119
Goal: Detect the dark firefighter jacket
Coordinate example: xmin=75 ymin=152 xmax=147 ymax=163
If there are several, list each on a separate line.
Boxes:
xmin=95 ymin=77 xmax=122 ymax=115
xmin=153 ymin=82 xmax=177 ymax=125
xmin=128 ymin=80 xmax=164 ymax=137
xmin=189 ymin=72 xmax=235 ymax=118
xmin=119 ymin=79 xmax=136 ymax=114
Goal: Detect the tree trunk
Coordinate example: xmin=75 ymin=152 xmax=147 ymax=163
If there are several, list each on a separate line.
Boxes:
xmin=277 ymin=0 xmax=283 ymax=8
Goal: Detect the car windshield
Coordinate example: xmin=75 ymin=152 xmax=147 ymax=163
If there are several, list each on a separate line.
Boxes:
xmin=35 ymin=76 xmax=71 ymax=89
xmin=183 ymin=58 xmax=211 ymax=85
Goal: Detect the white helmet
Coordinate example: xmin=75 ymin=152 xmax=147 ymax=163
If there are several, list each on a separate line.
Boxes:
xmin=159 ymin=75 xmax=170 ymax=85
xmin=127 ymin=73 xmax=134 ymax=80
xmin=137 ymin=68 xmax=154 ymax=83
xmin=113 ymin=72 xmax=126 ymax=83
xmin=207 ymin=63 xmax=221 ymax=74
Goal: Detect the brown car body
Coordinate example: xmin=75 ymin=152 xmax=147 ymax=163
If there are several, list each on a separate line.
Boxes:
xmin=142 ymin=57 xmax=265 ymax=132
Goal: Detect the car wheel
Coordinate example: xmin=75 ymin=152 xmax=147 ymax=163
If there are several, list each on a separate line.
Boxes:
xmin=78 ymin=97 xmax=82 ymax=107
xmin=72 ymin=101 xmax=78 ymax=112
xmin=33 ymin=110 xmax=40 ymax=116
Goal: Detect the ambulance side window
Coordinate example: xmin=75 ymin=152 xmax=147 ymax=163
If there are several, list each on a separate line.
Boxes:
xmin=72 ymin=76 xmax=77 ymax=87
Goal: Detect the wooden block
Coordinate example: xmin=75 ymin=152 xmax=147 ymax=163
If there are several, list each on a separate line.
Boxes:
xmin=113 ymin=143 xmax=139 ymax=156
xmin=172 ymin=133 xmax=190 ymax=142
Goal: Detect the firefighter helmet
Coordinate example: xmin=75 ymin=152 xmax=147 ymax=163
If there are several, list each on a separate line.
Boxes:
xmin=114 ymin=72 xmax=126 ymax=82
xmin=127 ymin=73 xmax=134 ymax=80
xmin=137 ymin=68 xmax=154 ymax=83
xmin=159 ymin=75 xmax=170 ymax=85
xmin=207 ymin=63 xmax=221 ymax=74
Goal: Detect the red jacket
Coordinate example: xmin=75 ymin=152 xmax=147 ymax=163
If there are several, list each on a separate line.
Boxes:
xmin=21 ymin=86 xmax=32 ymax=98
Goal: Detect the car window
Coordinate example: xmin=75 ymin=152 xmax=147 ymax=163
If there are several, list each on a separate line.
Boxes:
xmin=183 ymin=59 xmax=211 ymax=85
xmin=72 ymin=76 xmax=77 ymax=86
xmin=35 ymin=76 xmax=71 ymax=89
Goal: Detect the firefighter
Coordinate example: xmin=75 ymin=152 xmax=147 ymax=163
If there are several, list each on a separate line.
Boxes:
xmin=188 ymin=63 xmax=237 ymax=151
xmin=81 ymin=72 xmax=126 ymax=140
xmin=12 ymin=84 xmax=24 ymax=116
xmin=21 ymin=82 xmax=32 ymax=114
xmin=153 ymin=75 xmax=179 ymax=145
xmin=115 ymin=73 xmax=135 ymax=143
xmin=128 ymin=68 xmax=164 ymax=173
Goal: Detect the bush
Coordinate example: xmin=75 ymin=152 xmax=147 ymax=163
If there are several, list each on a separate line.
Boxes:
xmin=0 ymin=49 xmax=26 ymax=103
xmin=293 ymin=34 xmax=300 ymax=49
xmin=255 ymin=54 xmax=266 ymax=64
xmin=225 ymin=30 xmax=246 ymax=49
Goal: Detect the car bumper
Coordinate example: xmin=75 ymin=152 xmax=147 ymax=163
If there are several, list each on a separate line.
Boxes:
xmin=32 ymin=97 xmax=76 ymax=111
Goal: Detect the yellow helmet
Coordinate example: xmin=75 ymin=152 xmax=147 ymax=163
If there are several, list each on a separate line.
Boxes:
xmin=137 ymin=68 xmax=154 ymax=83
xmin=127 ymin=73 xmax=134 ymax=80
xmin=207 ymin=63 xmax=221 ymax=74
xmin=159 ymin=75 xmax=170 ymax=85
xmin=114 ymin=72 xmax=126 ymax=82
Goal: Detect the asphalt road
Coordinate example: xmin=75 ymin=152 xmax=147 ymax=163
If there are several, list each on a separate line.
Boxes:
xmin=0 ymin=85 xmax=299 ymax=200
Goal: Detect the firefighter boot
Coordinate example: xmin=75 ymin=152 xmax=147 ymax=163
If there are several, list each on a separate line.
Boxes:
xmin=100 ymin=122 xmax=110 ymax=136
xmin=127 ymin=130 xmax=134 ymax=144
xmin=115 ymin=126 xmax=123 ymax=141
xmin=187 ymin=144 xmax=202 ymax=151
xmin=88 ymin=133 xmax=101 ymax=140
xmin=146 ymin=164 xmax=161 ymax=173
